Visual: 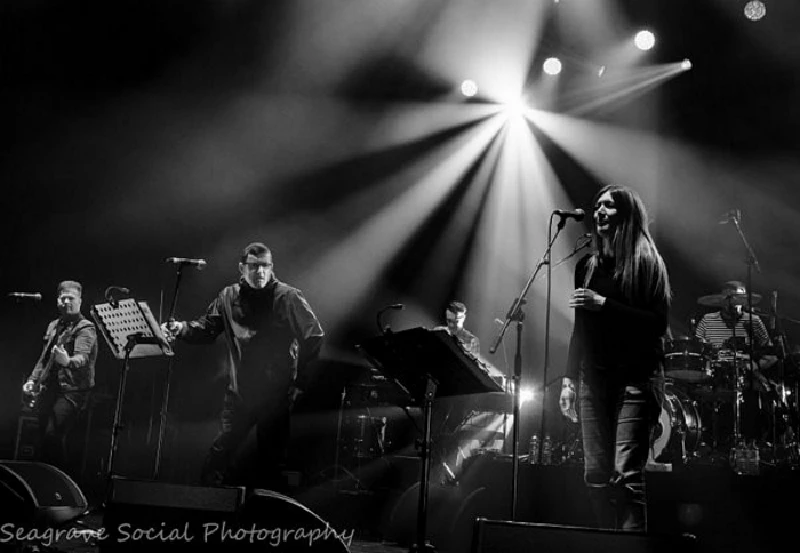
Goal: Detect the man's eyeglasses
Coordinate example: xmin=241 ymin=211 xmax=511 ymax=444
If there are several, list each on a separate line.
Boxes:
xmin=245 ymin=262 xmax=272 ymax=270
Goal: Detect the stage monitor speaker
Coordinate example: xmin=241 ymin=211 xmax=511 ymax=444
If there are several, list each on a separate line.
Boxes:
xmin=473 ymin=518 xmax=698 ymax=553
xmin=101 ymin=477 xmax=351 ymax=552
xmin=0 ymin=460 xmax=87 ymax=526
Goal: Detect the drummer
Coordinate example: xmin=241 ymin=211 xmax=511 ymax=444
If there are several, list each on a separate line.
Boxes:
xmin=694 ymin=280 xmax=774 ymax=369
xmin=695 ymin=280 xmax=778 ymax=443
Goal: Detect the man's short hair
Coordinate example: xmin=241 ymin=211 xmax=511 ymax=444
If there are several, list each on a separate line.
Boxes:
xmin=57 ymin=280 xmax=82 ymax=296
xmin=446 ymin=301 xmax=467 ymax=315
xmin=240 ymin=242 xmax=272 ymax=263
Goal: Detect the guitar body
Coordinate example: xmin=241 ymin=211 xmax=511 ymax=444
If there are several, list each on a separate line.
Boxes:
xmin=23 ymin=379 xmax=50 ymax=411
xmin=22 ymin=326 xmax=63 ymax=412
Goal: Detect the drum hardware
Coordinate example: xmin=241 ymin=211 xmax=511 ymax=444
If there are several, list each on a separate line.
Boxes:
xmin=663 ymin=337 xmax=713 ymax=382
xmin=650 ymin=384 xmax=702 ymax=465
xmin=330 ymin=385 xmax=392 ymax=492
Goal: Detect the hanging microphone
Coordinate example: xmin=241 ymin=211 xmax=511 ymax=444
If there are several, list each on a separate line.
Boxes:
xmin=553 ymin=209 xmax=585 ymax=221
xmin=165 ymin=257 xmax=207 ymax=269
xmin=718 ymin=209 xmax=741 ymax=225
xmin=7 ymin=292 xmax=42 ymax=301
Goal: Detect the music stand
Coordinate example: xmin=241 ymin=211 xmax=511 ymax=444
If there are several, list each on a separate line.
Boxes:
xmin=90 ymin=299 xmax=172 ymax=503
xmin=358 ymin=327 xmax=503 ymax=553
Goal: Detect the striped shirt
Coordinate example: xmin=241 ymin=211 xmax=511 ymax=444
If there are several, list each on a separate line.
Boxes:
xmin=694 ymin=311 xmax=770 ymax=350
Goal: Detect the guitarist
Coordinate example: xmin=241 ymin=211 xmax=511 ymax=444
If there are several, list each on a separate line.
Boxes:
xmin=22 ymin=280 xmax=98 ymax=474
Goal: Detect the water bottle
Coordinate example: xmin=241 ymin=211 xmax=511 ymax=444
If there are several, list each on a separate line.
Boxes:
xmin=528 ymin=435 xmax=540 ymax=465
xmin=731 ymin=440 xmax=747 ymax=474
xmin=542 ymin=435 xmax=553 ymax=465
xmin=747 ymin=441 xmax=760 ymax=475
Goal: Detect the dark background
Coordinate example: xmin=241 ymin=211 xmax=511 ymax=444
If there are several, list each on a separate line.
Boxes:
xmin=2 ymin=0 xmax=799 ymax=486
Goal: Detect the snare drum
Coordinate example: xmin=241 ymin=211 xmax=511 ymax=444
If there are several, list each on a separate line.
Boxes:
xmin=664 ymin=337 xmax=713 ymax=382
xmin=710 ymin=349 xmax=753 ymax=392
xmin=650 ymin=384 xmax=703 ymax=464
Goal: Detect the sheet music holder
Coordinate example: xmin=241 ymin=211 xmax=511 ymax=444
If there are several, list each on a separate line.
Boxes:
xmin=91 ymin=299 xmax=173 ymax=359
xmin=358 ymin=327 xmax=503 ymax=401
xmin=358 ymin=327 xmax=503 ymax=553
xmin=89 ymin=298 xmax=172 ymax=505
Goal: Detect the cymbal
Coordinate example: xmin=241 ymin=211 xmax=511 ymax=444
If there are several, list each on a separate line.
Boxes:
xmin=697 ymin=292 xmax=762 ymax=308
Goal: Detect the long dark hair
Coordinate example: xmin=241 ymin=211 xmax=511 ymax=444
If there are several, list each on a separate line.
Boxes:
xmin=583 ymin=185 xmax=671 ymax=306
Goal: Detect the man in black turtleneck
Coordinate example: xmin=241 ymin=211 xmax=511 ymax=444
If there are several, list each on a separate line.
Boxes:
xmin=162 ymin=242 xmax=324 ymax=488
xmin=23 ymin=280 xmax=98 ymax=475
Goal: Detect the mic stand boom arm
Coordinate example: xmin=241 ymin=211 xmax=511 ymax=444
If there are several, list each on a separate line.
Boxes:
xmin=487 ymin=213 xmax=567 ymax=521
xmin=730 ymin=214 xmax=761 ymax=448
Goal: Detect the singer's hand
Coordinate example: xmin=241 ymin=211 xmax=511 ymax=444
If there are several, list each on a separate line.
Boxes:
xmin=52 ymin=345 xmax=70 ymax=366
xmin=160 ymin=320 xmax=185 ymax=342
xmin=569 ymin=288 xmax=606 ymax=311
xmin=560 ymin=377 xmax=578 ymax=423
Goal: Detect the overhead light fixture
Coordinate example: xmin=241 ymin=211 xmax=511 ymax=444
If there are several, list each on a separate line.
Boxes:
xmin=634 ymin=30 xmax=656 ymax=51
xmin=543 ymin=57 xmax=562 ymax=76
xmin=744 ymin=1 xmax=767 ymax=21
xmin=681 ymin=59 xmax=692 ymax=70
xmin=460 ymin=79 xmax=479 ymax=97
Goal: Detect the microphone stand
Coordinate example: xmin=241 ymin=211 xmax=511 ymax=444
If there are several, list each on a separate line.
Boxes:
xmin=730 ymin=213 xmax=761 ymax=453
xmin=152 ymin=265 xmax=185 ymax=479
xmin=487 ymin=212 xmax=568 ymax=520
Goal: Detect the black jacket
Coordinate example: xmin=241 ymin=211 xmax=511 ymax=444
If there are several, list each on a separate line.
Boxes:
xmin=565 ymin=255 xmax=668 ymax=383
xmin=178 ymin=277 xmax=324 ymax=402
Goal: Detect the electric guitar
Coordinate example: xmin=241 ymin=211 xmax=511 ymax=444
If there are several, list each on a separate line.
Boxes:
xmin=22 ymin=331 xmax=64 ymax=411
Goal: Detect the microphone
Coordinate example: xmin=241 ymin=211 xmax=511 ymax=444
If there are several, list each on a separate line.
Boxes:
xmin=377 ymin=304 xmax=404 ymax=334
xmin=165 ymin=257 xmax=207 ymax=269
xmin=553 ymin=209 xmax=585 ymax=221
xmin=105 ymin=286 xmax=130 ymax=296
xmin=104 ymin=286 xmax=131 ymax=308
xmin=551 ymin=234 xmax=593 ymax=270
xmin=718 ymin=209 xmax=741 ymax=225
xmin=8 ymin=292 xmax=42 ymax=301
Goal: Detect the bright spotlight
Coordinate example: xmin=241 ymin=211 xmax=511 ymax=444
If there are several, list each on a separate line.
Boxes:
xmin=681 ymin=58 xmax=692 ymax=70
xmin=460 ymin=79 xmax=479 ymax=97
xmin=520 ymin=387 xmax=535 ymax=405
xmin=597 ymin=65 xmax=606 ymax=78
xmin=634 ymin=30 xmax=656 ymax=51
xmin=744 ymin=1 xmax=766 ymax=21
xmin=543 ymin=57 xmax=562 ymax=76
xmin=503 ymin=97 xmax=528 ymax=118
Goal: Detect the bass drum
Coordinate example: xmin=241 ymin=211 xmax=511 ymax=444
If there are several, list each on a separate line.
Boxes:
xmin=650 ymin=384 xmax=702 ymax=464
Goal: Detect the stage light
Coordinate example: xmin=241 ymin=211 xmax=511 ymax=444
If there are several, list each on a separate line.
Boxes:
xmin=744 ymin=1 xmax=766 ymax=21
xmin=520 ymin=387 xmax=535 ymax=405
xmin=502 ymin=96 xmax=528 ymax=118
xmin=597 ymin=65 xmax=606 ymax=77
xmin=681 ymin=59 xmax=692 ymax=70
xmin=460 ymin=79 xmax=479 ymax=97
xmin=634 ymin=30 xmax=656 ymax=51
xmin=543 ymin=57 xmax=562 ymax=76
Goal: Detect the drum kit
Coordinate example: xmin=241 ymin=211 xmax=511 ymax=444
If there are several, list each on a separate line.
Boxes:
xmin=652 ymin=290 xmax=800 ymax=468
